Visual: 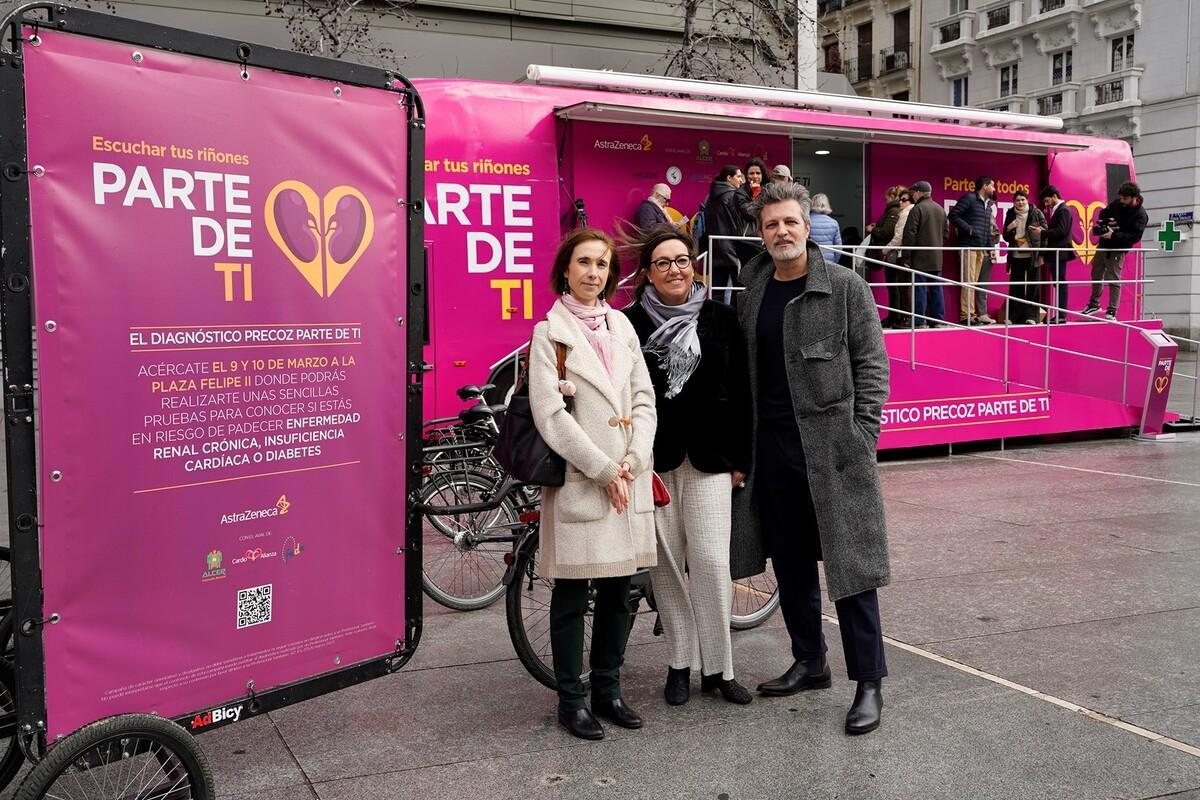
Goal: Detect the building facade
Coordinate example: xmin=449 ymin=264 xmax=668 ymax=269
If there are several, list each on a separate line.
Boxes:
xmin=817 ymin=0 xmax=923 ymax=101
xmin=919 ymin=0 xmax=1200 ymax=340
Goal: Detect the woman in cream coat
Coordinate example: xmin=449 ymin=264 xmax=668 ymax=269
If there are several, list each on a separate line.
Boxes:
xmin=529 ymin=228 xmax=657 ymax=741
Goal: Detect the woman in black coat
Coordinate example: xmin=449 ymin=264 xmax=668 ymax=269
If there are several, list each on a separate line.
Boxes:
xmin=622 ymin=225 xmax=754 ymax=707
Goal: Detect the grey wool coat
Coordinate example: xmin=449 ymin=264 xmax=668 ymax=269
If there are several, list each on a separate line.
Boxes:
xmin=529 ymin=299 xmax=658 ymax=580
xmin=730 ymin=243 xmax=892 ymax=601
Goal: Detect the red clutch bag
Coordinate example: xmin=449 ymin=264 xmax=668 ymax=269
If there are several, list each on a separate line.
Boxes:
xmin=651 ymin=472 xmax=671 ymax=507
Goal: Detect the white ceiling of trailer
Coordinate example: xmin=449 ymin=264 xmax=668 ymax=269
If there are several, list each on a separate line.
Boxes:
xmin=554 ymin=102 xmax=1087 ymax=155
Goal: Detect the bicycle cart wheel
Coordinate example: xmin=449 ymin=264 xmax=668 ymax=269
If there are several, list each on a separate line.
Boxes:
xmin=0 ymin=659 xmax=24 ymax=793
xmin=420 ymin=472 xmax=516 ymax=611
xmin=730 ymin=560 xmax=780 ymax=630
xmin=15 ymin=713 xmax=215 ymax=800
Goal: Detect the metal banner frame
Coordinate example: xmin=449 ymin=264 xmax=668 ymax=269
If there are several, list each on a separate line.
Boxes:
xmin=0 ymin=2 xmax=425 ymax=755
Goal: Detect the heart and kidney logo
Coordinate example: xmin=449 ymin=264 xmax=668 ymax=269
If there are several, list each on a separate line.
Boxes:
xmin=1066 ymin=199 xmax=1105 ymax=266
xmin=264 ymin=181 xmax=374 ymax=297
xmin=1155 ymin=376 xmax=1170 ymax=394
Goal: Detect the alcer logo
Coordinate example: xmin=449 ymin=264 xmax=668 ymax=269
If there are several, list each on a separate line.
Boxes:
xmin=191 ymin=704 xmax=244 ymax=730
xmin=264 ymin=181 xmax=374 ymax=298
xmin=202 ymin=549 xmax=227 ymax=582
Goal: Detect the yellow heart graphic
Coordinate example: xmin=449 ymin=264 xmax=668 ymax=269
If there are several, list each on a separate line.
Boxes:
xmin=1065 ymin=199 xmax=1105 ymax=266
xmin=264 ymin=180 xmax=375 ymax=297
xmin=1155 ymin=375 xmax=1169 ymax=394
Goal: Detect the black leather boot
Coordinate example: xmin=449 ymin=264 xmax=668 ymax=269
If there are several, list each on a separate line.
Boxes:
xmin=756 ymin=658 xmax=832 ymax=696
xmin=664 ymin=667 xmax=690 ymax=706
xmin=591 ymin=697 xmax=643 ymax=729
xmin=557 ymin=706 xmax=604 ymax=740
xmin=701 ymin=673 xmax=753 ymax=705
xmin=844 ymin=680 xmax=883 ymax=735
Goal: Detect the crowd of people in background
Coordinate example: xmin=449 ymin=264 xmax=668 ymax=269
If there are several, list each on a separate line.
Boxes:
xmin=642 ymin=167 xmax=1149 ymax=328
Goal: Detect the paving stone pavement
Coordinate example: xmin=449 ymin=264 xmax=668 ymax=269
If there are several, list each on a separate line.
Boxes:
xmin=2 ymin=432 xmax=1199 ymax=799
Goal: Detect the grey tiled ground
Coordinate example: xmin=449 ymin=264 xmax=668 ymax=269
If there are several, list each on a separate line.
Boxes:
xmin=2 ymin=433 xmax=1199 ymax=798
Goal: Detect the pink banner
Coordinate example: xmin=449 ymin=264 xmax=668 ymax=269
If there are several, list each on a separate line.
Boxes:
xmin=24 ymin=31 xmax=409 ymax=739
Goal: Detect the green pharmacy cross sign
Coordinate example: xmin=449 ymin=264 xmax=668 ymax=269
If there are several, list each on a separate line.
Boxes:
xmin=1158 ymin=220 xmax=1182 ymax=252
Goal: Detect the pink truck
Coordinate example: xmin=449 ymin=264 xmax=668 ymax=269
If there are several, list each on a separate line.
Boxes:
xmin=415 ymin=67 xmax=1172 ymax=447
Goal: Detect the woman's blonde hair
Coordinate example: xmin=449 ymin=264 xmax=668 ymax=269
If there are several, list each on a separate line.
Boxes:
xmin=810 ymin=193 xmax=833 ymax=214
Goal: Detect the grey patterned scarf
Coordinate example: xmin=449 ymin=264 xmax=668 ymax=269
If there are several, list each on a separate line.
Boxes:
xmin=639 ymin=283 xmax=705 ymax=398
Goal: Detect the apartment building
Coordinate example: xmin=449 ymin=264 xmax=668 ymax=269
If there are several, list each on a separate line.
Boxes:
xmin=817 ymin=0 xmax=923 ymax=100
xmin=918 ymin=0 xmax=1200 ymax=339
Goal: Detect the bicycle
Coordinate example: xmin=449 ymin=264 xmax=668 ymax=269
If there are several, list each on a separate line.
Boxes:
xmin=419 ymin=385 xmax=531 ymax=611
xmin=504 ymin=524 xmax=779 ymax=691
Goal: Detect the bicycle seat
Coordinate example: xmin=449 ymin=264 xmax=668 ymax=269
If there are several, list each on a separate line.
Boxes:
xmin=456 ymin=385 xmax=483 ymax=400
xmin=458 ymin=404 xmax=505 ymax=424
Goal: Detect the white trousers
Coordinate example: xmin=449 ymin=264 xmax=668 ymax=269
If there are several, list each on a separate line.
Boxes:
xmin=650 ymin=458 xmax=735 ymax=679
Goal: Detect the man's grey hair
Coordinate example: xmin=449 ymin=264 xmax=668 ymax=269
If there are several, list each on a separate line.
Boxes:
xmin=749 ymin=180 xmax=812 ymax=228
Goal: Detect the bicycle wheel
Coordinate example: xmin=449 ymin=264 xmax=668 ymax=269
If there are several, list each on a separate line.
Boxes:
xmin=730 ymin=559 xmax=780 ymax=630
xmin=420 ymin=472 xmax=515 ymax=611
xmin=0 ymin=658 xmax=24 ymax=793
xmin=15 ymin=713 xmax=215 ymax=800
xmin=506 ymin=532 xmax=590 ymax=691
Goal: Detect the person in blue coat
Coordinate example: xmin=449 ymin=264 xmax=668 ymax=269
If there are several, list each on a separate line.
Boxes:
xmin=808 ymin=193 xmax=843 ymax=264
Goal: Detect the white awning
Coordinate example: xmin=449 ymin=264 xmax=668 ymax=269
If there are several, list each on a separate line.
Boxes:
xmin=554 ymin=101 xmax=1088 ymax=156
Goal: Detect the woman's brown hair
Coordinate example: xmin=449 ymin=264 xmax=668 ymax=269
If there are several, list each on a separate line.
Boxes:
xmin=549 ymin=228 xmax=622 ymax=300
xmin=619 ymin=223 xmax=698 ymax=300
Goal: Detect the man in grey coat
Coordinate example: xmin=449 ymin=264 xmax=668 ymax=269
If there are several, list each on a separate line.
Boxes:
xmin=731 ymin=180 xmax=891 ymax=735
xmin=901 ymin=180 xmax=949 ymax=328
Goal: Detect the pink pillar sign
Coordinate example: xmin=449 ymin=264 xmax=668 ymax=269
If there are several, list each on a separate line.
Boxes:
xmin=1138 ymin=330 xmax=1179 ymax=438
xmin=22 ymin=30 xmax=411 ymax=740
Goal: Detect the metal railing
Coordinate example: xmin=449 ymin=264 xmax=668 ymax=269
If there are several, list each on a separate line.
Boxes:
xmin=702 ymin=235 xmax=1196 ymax=424
xmin=879 ymin=45 xmax=911 ymax=74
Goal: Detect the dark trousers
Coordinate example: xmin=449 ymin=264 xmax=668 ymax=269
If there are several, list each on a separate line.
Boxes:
xmin=1046 ymin=254 xmax=1070 ymax=320
xmin=883 ymin=257 xmax=912 ymax=326
xmin=1008 ymin=256 xmax=1041 ymax=324
xmin=550 ymin=575 xmax=632 ymax=710
xmin=912 ymin=271 xmax=946 ymax=327
xmin=757 ymin=422 xmax=887 ymax=682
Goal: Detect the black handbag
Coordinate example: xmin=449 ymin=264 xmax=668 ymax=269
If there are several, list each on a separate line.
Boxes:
xmin=496 ymin=340 xmax=572 ymax=487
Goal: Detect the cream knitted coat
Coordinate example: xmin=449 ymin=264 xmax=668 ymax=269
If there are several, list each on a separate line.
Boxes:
xmin=529 ymin=300 xmax=658 ymax=579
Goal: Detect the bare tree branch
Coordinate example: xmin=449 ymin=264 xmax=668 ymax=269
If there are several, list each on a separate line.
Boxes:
xmin=263 ymin=0 xmax=428 ymax=69
xmin=663 ymin=0 xmax=816 ymax=87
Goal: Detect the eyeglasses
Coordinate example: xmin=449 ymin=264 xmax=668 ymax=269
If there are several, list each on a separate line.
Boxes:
xmin=650 ymin=255 xmax=693 ymax=272
xmin=900 ymin=197 xmax=911 ymax=203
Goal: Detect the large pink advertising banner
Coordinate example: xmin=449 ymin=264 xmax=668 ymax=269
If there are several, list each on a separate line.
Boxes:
xmin=24 ymin=31 xmax=410 ymax=739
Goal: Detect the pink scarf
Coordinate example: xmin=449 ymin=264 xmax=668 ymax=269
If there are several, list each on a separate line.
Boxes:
xmin=559 ymin=293 xmax=613 ymax=376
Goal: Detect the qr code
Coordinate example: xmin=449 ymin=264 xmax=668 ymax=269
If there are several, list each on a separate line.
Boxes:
xmin=236 ymin=584 xmax=272 ymax=629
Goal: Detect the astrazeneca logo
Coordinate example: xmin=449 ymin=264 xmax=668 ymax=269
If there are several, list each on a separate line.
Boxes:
xmin=221 ymin=494 xmax=292 ymax=525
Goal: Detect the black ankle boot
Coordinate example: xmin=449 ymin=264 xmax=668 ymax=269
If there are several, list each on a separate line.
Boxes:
xmin=701 ymin=673 xmax=753 ymax=705
xmin=845 ymin=680 xmax=883 ymax=735
xmin=591 ymin=697 xmax=643 ymax=729
xmin=756 ymin=658 xmax=832 ymax=696
xmin=664 ymin=667 xmax=690 ymax=706
xmin=557 ymin=706 xmax=604 ymax=740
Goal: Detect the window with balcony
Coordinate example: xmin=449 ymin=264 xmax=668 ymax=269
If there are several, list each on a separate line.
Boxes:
xmin=953 ymin=76 xmax=969 ymax=106
xmin=950 ymin=0 xmax=969 ymax=13
xmin=940 ymin=20 xmax=962 ymax=43
xmin=1111 ymin=34 xmax=1134 ymax=71
xmin=1051 ymin=51 xmax=1073 ymax=86
xmin=999 ymin=64 xmax=1018 ymax=97
xmin=987 ymin=5 xmax=1011 ymax=29
xmin=1039 ymin=0 xmax=1065 ymax=12
xmin=1095 ymin=78 xmax=1124 ymax=106
xmin=1038 ymin=93 xmax=1063 ymax=115
xmin=824 ymin=43 xmax=842 ymax=73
